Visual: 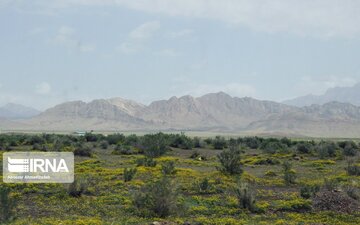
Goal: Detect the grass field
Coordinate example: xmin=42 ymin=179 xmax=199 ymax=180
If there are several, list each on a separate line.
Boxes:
xmin=1 ymin=133 xmax=360 ymax=224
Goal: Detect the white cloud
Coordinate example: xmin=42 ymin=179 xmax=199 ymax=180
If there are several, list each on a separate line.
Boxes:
xmin=153 ymin=48 xmax=179 ymax=56
xmin=168 ymin=29 xmax=193 ymax=38
xmin=117 ymin=42 xmax=142 ymax=54
xmin=22 ymin=0 xmax=360 ymax=38
xmin=35 ymin=82 xmax=52 ymax=95
xmin=52 ymin=26 xmax=95 ymax=52
xmin=129 ymin=21 xmax=160 ymax=40
xmin=295 ymin=75 xmax=357 ymax=96
xmin=118 ymin=21 xmax=160 ymax=54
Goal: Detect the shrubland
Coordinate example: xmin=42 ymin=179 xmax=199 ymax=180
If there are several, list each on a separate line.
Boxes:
xmin=0 ymin=133 xmax=359 ymax=224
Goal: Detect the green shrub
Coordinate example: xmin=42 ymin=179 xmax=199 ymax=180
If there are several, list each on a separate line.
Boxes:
xmin=345 ymin=184 xmax=360 ymax=200
xmin=234 ymin=182 xmax=256 ymax=212
xmin=261 ymin=141 xmax=288 ymax=154
xmin=190 ymin=150 xmax=200 ymax=159
xmin=136 ymin=157 xmax=157 ymax=167
xmin=193 ymin=137 xmax=203 ymax=148
xmin=0 ymin=186 xmax=16 ymax=223
xmin=113 ymin=144 xmax=134 ymax=155
xmin=106 ymin=133 xmax=125 ymax=145
xmin=300 ymin=184 xmax=320 ymax=199
xmin=217 ymin=144 xmax=243 ymax=175
xmin=346 ymin=161 xmax=360 ymax=176
xmin=124 ymin=168 xmax=137 ymax=182
xmin=339 ymin=141 xmax=358 ymax=157
xmin=67 ymin=178 xmax=88 ymax=197
xmin=198 ymin=177 xmax=211 ymax=193
xmin=161 ymin=161 xmax=176 ymax=175
xmin=141 ymin=133 xmax=169 ymax=158
xmin=317 ymin=142 xmax=337 ymax=158
xmin=169 ymin=133 xmax=193 ymax=149
xmin=74 ymin=144 xmax=92 ymax=157
xmin=132 ymin=177 xmax=183 ymax=217
xmin=213 ymin=136 xmax=227 ymax=150
xmin=99 ymin=140 xmax=109 ymax=149
xmin=323 ymin=178 xmax=339 ymax=191
xmin=296 ymin=143 xmax=312 ymax=154
xmin=283 ymin=161 xmax=296 ymax=185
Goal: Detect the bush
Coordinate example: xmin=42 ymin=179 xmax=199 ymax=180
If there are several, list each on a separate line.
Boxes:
xmin=346 ymin=160 xmax=360 ymax=176
xmin=99 ymin=140 xmax=109 ymax=149
xmin=345 ymin=184 xmax=360 ymax=200
xmin=136 ymin=157 xmax=157 ymax=167
xmin=190 ymin=150 xmax=200 ymax=159
xmin=261 ymin=141 xmax=288 ymax=154
xmin=0 ymin=186 xmax=16 ymax=223
xmin=124 ymin=168 xmax=137 ymax=182
xmin=213 ymin=136 xmax=227 ymax=149
xmin=169 ymin=133 xmax=193 ymax=149
xmin=323 ymin=178 xmax=339 ymax=191
xmin=234 ymin=182 xmax=256 ymax=212
xmin=317 ymin=142 xmax=337 ymax=158
xmin=217 ymin=144 xmax=243 ymax=175
xmin=74 ymin=144 xmax=92 ymax=157
xmin=161 ymin=161 xmax=176 ymax=175
xmin=340 ymin=141 xmax=359 ymax=157
xmin=198 ymin=177 xmax=211 ymax=193
xmin=241 ymin=137 xmax=261 ymax=149
xmin=67 ymin=178 xmax=88 ymax=197
xmin=283 ymin=161 xmax=296 ymax=185
xmin=106 ymin=133 xmax=125 ymax=145
xmin=141 ymin=133 xmax=169 ymax=158
xmin=132 ymin=177 xmax=183 ymax=217
xmin=300 ymin=184 xmax=320 ymax=199
xmin=113 ymin=144 xmax=134 ymax=155
xmin=296 ymin=143 xmax=312 ymax=154
xmin=84 ymin=132 xmax=100 ymax=142
xmin=193 ymin=137 xmax=203 ymax=148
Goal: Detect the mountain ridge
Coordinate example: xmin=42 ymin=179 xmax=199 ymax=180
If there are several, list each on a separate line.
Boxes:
xmin=283 ymin=83 xmax=360 ymax=107
xmin=2 ymin=93 xmax=360 ymax=137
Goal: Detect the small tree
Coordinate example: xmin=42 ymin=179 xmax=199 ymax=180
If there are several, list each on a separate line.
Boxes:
xmin=283 ymin=161 xmax=296 ymax=185
xmin=0 ymin=186 xmax=16 ymax=223
xmin=74 ymin=144 xmax=92 ymax=157
xmin=132 ymin=177 xmax=183 ymax=217
xmin=213 ymin=136 xmax=227 ymax=150
xmin=234 ymin=182 xmax=256 ymax=212
xmin=217 ymin=144 xmax=243 ymax=175
xmin=99 ymin=140 xmax=109 ymax=149
xmin=161 ymin=161 xmax=176 ymax=175
xmin=124 ymin=168 xmax=137 ymax=182
xmin=67 ymin=178 xmax=88 ymax=197
xmin=141 ymin=133 xmax=169 ymax=158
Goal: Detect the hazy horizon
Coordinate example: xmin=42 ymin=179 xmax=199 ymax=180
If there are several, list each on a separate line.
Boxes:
xmin=1 ymin=0 xmax=360 ymax=110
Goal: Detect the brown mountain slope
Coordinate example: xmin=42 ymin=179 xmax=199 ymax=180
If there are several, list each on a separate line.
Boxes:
xmin=3 ymin=93 xmax=360 ymax=137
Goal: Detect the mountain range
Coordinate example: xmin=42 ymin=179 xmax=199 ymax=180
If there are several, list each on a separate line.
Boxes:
xmin=0 ymin=103 xmax=40 ymax=119
xmin=2 ymin=90 xmax=360 ymax=138
xmin=283 ymin=83 xmax=360 ymax=107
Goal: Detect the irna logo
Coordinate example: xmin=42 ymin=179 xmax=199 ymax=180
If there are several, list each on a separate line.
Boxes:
xmin=7 ymin=157 xmax=69 ymax=173
xmin=3 ymin=152 xmax=74 ymax=183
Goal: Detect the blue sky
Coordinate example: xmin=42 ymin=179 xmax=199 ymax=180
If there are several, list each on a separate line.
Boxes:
xmin=1 ymin=0 xmax=360 ymax=110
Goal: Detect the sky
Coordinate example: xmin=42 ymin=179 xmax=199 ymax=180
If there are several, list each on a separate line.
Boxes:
xmin=1 ymin=0 xmax=360 ymax=110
